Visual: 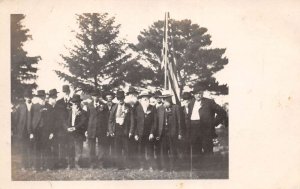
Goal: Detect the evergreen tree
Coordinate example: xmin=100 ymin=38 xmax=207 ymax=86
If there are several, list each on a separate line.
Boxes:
xmin=130 ymin=19 xmax=228 ymax=94
xmin=56 ymin=13 xmax=131 ymax=93
xmin=11 ymin=14 xmax=41 ymax=104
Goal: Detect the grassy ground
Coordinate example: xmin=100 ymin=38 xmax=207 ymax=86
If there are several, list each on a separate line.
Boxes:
xmin=12 ymin=126 xmax=228 ymax=180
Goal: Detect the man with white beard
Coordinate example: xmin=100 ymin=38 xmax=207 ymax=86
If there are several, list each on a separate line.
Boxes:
xmin=126 ymin=86 xmax=140 ymax=169
xmin=130 ymin=90 xmax=156 ymax=171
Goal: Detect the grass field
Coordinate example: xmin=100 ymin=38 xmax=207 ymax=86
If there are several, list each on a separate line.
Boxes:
xmin=12 ymin=126 xmax=228 ymax=180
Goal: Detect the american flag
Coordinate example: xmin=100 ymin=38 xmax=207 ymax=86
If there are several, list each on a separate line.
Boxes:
xmin=161 ymin=12 xmax=181 ymax=104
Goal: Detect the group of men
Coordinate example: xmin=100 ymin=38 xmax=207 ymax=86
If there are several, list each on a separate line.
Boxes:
xmin=12 ymin=84 xmax=228 ymax=172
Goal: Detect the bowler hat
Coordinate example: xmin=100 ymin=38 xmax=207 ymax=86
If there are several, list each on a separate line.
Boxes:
xmin=116 ymin=90 xmax=125 ymax=100
xmin=138 ymin=90 xmax=152 ymax=99
xmin=62 ymin=85 xmax=70 ymax=93
xmin=126 ymin=86 xmax=139 ymax=95
xmin=23 ymin=90 xmax=33 ymax=98
xmin=48 ymin=89 xmax=59 ymax=98
xmin=70 ymin=94 xmax=82 ymax=103
xmin=181 ymin=92 xmax=193 ymax=100
xmin=192 ymin=85 xmax=206 ymax=94
xmin=35 ymin=90 xmax=46 ymax=98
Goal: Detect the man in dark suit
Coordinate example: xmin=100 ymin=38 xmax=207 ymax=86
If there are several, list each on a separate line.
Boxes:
xmin=64 ymin=94 xmax=88 ymax=169
xmin=103 ymin=90 xmax=115 ymax=167
xmin=155 ymin=92 xmax=182 ymax=171
xmin=180 ymin=91 xmax=194 ymax=162
xmin=131 ymin=90 xmax=156 ymax=171
xmin=31 ymin=90 xmax=49 ymax=171
xmin=13 ymin=90 xmax=34 ymax=171
xmin=187 ymin=86 xmax=228 ymax=159
xmin=86 ymin=90 xmax=109 ymax=168
xmin=108 ymin=90 xmax=132 ymax=170
xmin=55 ymin=85 xmax=72 ymax=168
xmin=45 ymin=89 xmax=61 ymax=169
xmin=126 ymin=86 xmax=140 ymax=169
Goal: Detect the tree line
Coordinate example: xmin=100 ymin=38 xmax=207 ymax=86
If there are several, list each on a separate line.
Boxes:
xmin=11 ymin=13 xmax=228 ymax=105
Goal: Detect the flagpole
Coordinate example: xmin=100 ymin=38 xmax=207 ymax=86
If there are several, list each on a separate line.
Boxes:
xmin=164 ymin=12 xmax=168 ymax=90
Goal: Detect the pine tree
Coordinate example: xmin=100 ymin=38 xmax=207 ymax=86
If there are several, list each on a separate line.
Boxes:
xmin=130 ymin=19 xmax=228 ymax=94
xmin=11 ymin=14 xmax=41 ymax=104
xmin=56 ymin=13 xmax=131 ymax=93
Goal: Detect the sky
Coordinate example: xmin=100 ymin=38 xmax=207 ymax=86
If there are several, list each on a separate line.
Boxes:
xmin=18 ymin=0 xmax=240 ymax=93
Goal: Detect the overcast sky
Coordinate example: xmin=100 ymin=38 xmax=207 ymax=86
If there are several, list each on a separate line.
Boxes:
xmin=18 ymin=0 xmax=239 ymax=92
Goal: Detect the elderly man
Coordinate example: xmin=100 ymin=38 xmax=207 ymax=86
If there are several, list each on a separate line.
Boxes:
xmin=56 ymin=85 xmax=72 ymax=168
xmin=64 ymin=94 xmax=88 ymax=169
xmin=188 ymin=85 xmax=227 ymax=160
xmin=86 ymin=89 xmax=109 ymax=168
xmin=13 ymin=90 xmax=34 ymax=171
xmin=131 ymin=90 xmax=156 ymax=171
xmin=155 ymin=91 xmax=182 ymax=171
xmin=108 ymin=90 xmax=132 ymax=170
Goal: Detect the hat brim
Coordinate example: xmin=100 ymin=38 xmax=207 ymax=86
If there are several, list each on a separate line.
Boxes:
xmin=138 ymin=94 xmax=152 ymax=98
xmin=159 ymin=94 xmax=173 ymax=98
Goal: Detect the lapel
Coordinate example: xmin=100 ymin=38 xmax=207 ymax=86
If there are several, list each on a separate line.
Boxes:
xmin=111 ymin=104 xmax=118 ymax=117
xmin=188 ymin=100 xmax=195 ymax=116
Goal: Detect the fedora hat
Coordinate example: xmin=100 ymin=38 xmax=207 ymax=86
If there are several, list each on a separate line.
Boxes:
xmin=62 ymin=85 xmax=70 ymax=93
xmin=35 ymin=90 xmax=46 ymax=98
xmin=138 ymin=90 xmax=152 ymax=99
xmin=116 ymin=90 xmax=125 ymax=100
xmin=126 ymin=86 xmax=139 ymax=95
xmin=48 ymin=89 xmax=59 ymax=98
xmin=70 ymin=94 xmax=82 ymax=103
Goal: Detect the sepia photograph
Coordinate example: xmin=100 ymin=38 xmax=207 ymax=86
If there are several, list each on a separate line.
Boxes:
xmin=1 ymin=0 xmax=300 ymax=188
xmin=11 ymin=10 xmax=229 ymax=180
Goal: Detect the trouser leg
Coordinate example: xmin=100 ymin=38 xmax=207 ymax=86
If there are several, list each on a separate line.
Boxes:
xmin=88 ymin=138 xmax=96 ymax=167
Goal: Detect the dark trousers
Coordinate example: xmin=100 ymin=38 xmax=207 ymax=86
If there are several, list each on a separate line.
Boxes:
xmin=18 ymin=135 xmax=35 ymax=169
xmin=66 ymin=134 xmax=83 ymax=167
xmin=113 ymin=125 xmax=128 ymax=169
xmin=128 ymin=137 xmax=138 ymax=168
xmin=157 ymin=133 xmax=177 ymax=170
xmin=137 ymin=135 xmax=154 ymax=169
xmin=88 ymin=136 xmax=108 ymax=167
xmin=190 ymin=120 xmax=213 ymax=157
xmin=56 ymin=134 xmax=68 ymax=168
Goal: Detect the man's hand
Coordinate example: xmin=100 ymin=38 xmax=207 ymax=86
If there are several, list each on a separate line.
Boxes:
xmin=149 ymin=134 xmax=154 ymax=141
xmin=156 ymin=137 xmax=160 ymax=141
xmin=29 ymin=134 xmax=34 ymax=139
xmin=129 ymin=133 xmax=133 ymax=138
xmin=49 ymin=133 xmax=54 ymax=140
xmin=67 ymin=127 xmax=75 ymax=132
xmin=85 ymin=131 xmax=88 ymax=137
xmin=178 ymin=135 xmax=182 ymax=140
xmin=110 ymin=133 xmax=115 ymax=137
xmin=134 ymin=135 xmax=139 ymax=141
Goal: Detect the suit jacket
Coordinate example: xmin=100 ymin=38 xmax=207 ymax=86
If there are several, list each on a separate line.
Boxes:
xmin=156 ymin=104 xmax=182 ymax=138
xmin=64 ymin=107 xmax=88 ymax=140
xmin=86 ymin=101 xmax=109 ymax=138
xmin=31 ymin=103 xmax=48 ymax=134
xmin=131 ymin=103 xmax=156 ymax=137
xmin=13 ymin=102 xmax=33 ymax=138
xmin=187 ymin=98 xmax=227 ymax=136
xmin=108 ymin=103 xmax=132 ymax=136
xmin=56 ymin=98 xmax=72 ymax=137
xmin=45 ymin=102 xmax=62 ymax=139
